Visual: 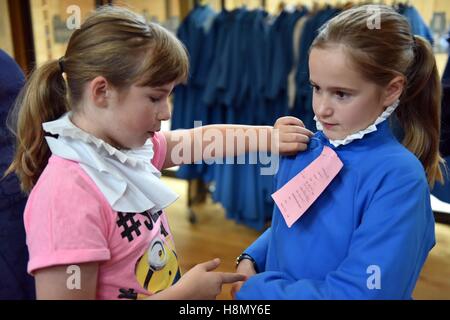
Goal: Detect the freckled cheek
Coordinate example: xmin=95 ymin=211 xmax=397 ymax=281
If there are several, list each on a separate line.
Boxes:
xmin=341 ymin=112 xmax=358 ymax=128
xmin=127 ymin=107 xmax=153 ymax=129
xmin=127 ymin=118 xmax=149 ymax=133
xmin=343 ymin=108 xmax=370 ymax=131
xmin=114 ymin=117 xmax=143 ymax=136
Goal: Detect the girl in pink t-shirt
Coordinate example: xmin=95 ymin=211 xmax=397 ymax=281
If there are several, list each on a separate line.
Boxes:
xmin=6 ymin=6 xmax=312 ymax=300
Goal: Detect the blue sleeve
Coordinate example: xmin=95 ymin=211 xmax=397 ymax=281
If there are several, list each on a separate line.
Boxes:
xmin=243 ymin=227 xmax=271 ymax=273
xmin=266 ymin=14 xmax=286 ymax=100
xmin=196 ymin=19 xmax=216 ymax=87
xmin=404 ymin=7 xmax=434 ymax=45
xmin=237 ymin=173 xmax=435 ymax=299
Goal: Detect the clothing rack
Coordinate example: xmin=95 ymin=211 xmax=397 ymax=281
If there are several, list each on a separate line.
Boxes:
xmin=194 ymin=0 xmax=209 ymax=6
xmin=193 ymin=0 xmax=268 ymax=10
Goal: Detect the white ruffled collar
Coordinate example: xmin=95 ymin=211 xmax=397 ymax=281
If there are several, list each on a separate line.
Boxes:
xmin=43 ymin=113 xmax=155 ymax=168
xmin=42 ymin=113 xmax=179 ymax=213
xmin=314 ymin=100 xmax=399 ymax=148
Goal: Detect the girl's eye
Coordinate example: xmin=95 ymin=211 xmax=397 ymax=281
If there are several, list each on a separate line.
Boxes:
xmin=310 ymin=84 xmax=320 ymax=92
xmin=335 ymin=91 xmax=350 ymax=99
xmin=149 ymin=97 xmax=161 ymax=103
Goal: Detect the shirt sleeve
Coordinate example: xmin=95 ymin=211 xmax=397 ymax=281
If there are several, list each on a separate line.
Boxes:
xmin=151 ymin=132 xmax=167 ymax=171
xmin=244 ymin=227 xmax=271 ymax=273
xmin=25 ymin=161 xmax=111 ymax=274
xmin=236 ymin=172 xmax=436 ymax=300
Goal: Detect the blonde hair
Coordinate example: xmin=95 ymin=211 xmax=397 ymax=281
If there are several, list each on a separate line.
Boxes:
xmin=6 ymin=6 xmax=189 ymax=193
xmin=311 ymin=5 xmax=444 ymax=186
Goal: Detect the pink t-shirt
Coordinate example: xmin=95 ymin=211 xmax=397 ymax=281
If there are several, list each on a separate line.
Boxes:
xmin=25 ymin=132 xmax=181 ymax=300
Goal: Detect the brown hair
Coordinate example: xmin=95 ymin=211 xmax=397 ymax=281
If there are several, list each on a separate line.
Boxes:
xmin=5 ymin=6 xmax=189 ymax=193
xmin=311 ymin=5 xmax=444 ymax=186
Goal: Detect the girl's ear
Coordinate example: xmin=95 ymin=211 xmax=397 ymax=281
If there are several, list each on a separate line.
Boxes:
xmin=382 ymin=75 xmax=405 ymax=107
xmin=89 ymin=76 xmax=110 ymax=108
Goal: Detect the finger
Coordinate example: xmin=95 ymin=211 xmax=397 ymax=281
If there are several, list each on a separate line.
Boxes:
xmin=294 ymin=142 xmax=309 ymax=151
xmin=220 ymin=272 xmax=247 ymax=284
xmin=277 ymin=116 xmax=305 ymax=127
xmin=201 ymin=258 xmax=221 ymax=272
xmin=281 ymin=125 xmax=314 ymax=137
xmin=281 ymin=133 xmax=311 ymax=144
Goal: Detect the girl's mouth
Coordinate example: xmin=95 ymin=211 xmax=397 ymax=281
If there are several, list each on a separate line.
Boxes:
xmin=323 ymin=123 xmax=337 ymax=130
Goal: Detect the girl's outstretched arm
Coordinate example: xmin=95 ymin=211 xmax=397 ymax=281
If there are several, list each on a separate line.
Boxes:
xmin=162 ymin=116 xmax=313 ymax=169
xmin=34 ymin=259 xmax=245 ymax=300
xmin=145 ymin=258 xmax=246 ymax=300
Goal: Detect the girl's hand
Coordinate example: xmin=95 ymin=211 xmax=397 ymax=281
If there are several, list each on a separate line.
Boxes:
xmin=174 ymin=258 xmax=246 ymax=300
xmin=274 ymin=116 xmax=313 ymax=156
xmin=230 ymin=258 xmax=257 ymax=299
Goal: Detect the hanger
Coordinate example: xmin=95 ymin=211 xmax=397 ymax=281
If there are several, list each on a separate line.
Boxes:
xmin=343 ymin=1 xmax=355 ymax=10
xmin=311 ymin=1 xmax=321 ymax=14
xmin=392 ymin=0 xmax=410 ymax=12
xmin=195 ymin=0 xmax=209 ymax=6
xmin=278 ymin=1 xmax=286 ymax=13
xmin=238 ymin=0 xmax=247 ymax=9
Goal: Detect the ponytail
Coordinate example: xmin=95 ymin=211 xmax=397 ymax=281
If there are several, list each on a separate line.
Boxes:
xmin=5 ymin=6 xmax=189 ymax=193
xmin=5 ymin=60 xmax=69 ymax=193
xmin=399 ymin=35 xmax=444 ymax=187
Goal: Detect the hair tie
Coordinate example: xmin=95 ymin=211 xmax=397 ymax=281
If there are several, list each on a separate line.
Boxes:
xmin=58 ymin=57 xmax=65 ymax=73
xmin=411 ymin=35 xmax=418 ymax=57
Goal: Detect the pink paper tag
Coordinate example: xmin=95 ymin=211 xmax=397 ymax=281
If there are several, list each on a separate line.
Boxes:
xmin=271 ymin=146 xmax=343 ymax=228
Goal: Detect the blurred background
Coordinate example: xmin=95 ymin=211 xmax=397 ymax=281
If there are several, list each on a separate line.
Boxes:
xmin=0 ymin=0 xmax=449 ymax=300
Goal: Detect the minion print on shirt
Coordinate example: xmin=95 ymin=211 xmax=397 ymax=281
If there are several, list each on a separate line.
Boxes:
xmin=117 ymin=210 xmax=181 ymax=300
xmin=135 ymin=236 xmax=181 ymax=296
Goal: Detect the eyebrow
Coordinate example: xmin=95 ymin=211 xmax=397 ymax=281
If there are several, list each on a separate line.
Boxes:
xmin=309 ymin=80 xmax=357 ymax=93
xmin=151 ymin=87 xmax=171 ymax=94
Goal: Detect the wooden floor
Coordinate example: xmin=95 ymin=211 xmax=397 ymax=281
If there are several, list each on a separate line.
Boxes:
xmin=163 ymin=176 xmax=450 ymax=300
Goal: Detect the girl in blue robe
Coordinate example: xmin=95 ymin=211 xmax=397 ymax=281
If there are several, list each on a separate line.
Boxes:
xmin=233 ymin=5 xmax=445 ymax=300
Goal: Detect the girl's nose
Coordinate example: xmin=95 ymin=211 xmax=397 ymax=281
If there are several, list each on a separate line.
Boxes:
xmin=314 ymin=98 xmax=333 ymax=118
xmin=158 ymin=103 xmax=171 ymax=121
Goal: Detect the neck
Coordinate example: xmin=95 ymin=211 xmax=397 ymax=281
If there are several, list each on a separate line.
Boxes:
xmin=70 ymin=111 xmax=123 ymax=150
